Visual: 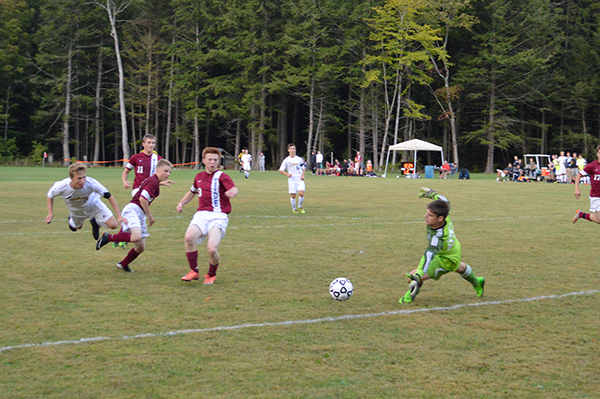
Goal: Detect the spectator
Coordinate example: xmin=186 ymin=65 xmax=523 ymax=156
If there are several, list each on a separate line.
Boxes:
xmin=497 ymin=163 xmax=513 ymax=181
xmin=439 ymin=161 xmax=451 ymax=179
xmin=524 ymin=158 xmax=538 ymax=179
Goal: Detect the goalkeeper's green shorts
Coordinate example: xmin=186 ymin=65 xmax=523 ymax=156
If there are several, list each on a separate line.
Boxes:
xmin=424 ymin=251 xmax=461 ymax=280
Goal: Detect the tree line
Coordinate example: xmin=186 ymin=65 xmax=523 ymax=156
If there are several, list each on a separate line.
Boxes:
xmin=1 ymin=0 xmax=599 ymax=171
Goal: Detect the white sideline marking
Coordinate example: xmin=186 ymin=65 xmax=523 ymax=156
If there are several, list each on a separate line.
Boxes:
xmin=1 ymin=289 xmax=597 ymax=354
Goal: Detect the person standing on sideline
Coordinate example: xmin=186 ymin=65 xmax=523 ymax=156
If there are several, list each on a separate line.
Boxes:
xmin=178 ymin=147 xmax=239 ymax=284
xmin=47 ymin=163 xmax=127 ymax=240
xmin=96 ymin=160 xmax=173 ymax=273
xmin=400 ymin=188 xmax=485 ymax=304
xmin=279 ymin=143 xmax=306 ymax=214
xmin=310 ymin=151 xmax=316 ymax=175
xmin=241 ymin=149 xmax=252 ymax=179
xmin=259 ymin=152 xmax=266 ymax=172
xmin=316 ymin=151 xmax=324 ymax=175
xmin=573 ymin=145 xmax=600 ymax=224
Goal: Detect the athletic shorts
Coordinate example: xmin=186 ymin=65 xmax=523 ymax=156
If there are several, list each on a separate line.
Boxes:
xmin=243 ymin=163 xmax=251 ymax=171
xmin=288 ymin=178 xmax=306 ymax=194
xmin=424 ymin=252 xmax=461 ymax=281
xmin=189 ymin=211 xmax=229 ymax=244
xmin=70 ymin=201 xmax=113 ymax=228
xmin=121 ymin=203 xmax=149 ymax=238
xmin=589 ymin=197 xmax=600 ymax=213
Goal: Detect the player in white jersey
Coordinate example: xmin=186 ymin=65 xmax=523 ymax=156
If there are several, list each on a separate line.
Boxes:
xmin=279 ymin=143 xmax=306 ymax=213
xmin=241 ymin=149 xmax=252 ymax=179
xmin=46 ymin=163 xmax=127 ymax=240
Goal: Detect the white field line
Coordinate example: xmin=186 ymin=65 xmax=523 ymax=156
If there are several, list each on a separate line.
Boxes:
xmin=0 ymin=214 xmax=567 ymax=237
xmin=1 ymin=289 xmax=597 ymax=354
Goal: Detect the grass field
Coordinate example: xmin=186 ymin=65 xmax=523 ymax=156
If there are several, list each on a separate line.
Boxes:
xmin=1 ymin=166 xmax=599 ymax=398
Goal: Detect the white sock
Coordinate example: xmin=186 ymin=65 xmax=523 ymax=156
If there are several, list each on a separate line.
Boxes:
xmin=298 ymin=196 xmax=304 ymax=209
xmin=290 ymin=197 xmax=296 ymax=210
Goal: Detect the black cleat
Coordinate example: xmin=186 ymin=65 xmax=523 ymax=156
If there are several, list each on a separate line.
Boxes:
xmin=68 ymin=217 xmax=77 ymax=232
xmin=96 ymin=232 xmax=109 ymax=251
xmin=90 ymin=218 xmax=100 ymax=240
xmin=116 ymin=263 xmax=134 ymax=272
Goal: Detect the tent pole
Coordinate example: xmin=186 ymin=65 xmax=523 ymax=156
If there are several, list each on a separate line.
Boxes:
xmin=414 ymin=150 xmax=417 ymax=178
xmin=384 ymin=149 xmax=392 ymax=178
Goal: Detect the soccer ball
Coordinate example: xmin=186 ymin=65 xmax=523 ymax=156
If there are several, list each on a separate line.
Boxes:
xmin=329 ymin=277 xmax=354 ymax=301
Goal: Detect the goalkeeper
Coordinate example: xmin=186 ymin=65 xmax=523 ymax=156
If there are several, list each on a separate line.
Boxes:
xmin=400 ymin=188 xmax=485 ymax=304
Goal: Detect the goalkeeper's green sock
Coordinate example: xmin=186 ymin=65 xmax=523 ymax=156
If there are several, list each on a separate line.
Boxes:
xmin=459 ymin=264 xmax=479 ymax=286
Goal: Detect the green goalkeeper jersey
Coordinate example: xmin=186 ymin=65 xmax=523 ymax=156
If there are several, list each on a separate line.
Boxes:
xmin=418 ymin=194 xmax=462 ymax=276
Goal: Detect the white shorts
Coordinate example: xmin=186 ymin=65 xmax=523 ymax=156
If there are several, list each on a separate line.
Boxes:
xmin=590 ymin=197 xmax=600 ymax=213
xmin=288 ymin=178 xmax=306 ymax=194
xmin=189 ymin=211 xmax=229 ymax=244
xmin=70 ymin=201 xmax=113 ymax=228
xmin=121 ymin=203 xmax=149 ymax=238
xmin=243 ymin=163 xmax=251 ymax=171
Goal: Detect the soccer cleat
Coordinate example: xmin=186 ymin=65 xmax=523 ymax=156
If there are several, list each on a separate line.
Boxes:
xmin=68 ymin=216 xmax=77 ymax=232
xmin=474 ymin=277 xmax=485 ymax=297
xmin=203 ymin=274 xmax=216 ymax=285
xmin=298 ymin=208 xmax=306 ymax=214
xmin=96 ymin=232 xmax=110 ymax=251
xmin=116 ymin=262 xmax=134 ymax=273
xmin=572 ymin=209 xmax=581 ymax=224
xmin=292 ymin=209 xmax=299 ymax=214
xmin=90 ymin=218 xmax=100 ymax=240
xmin=181 ymin=270 xmax=200 ymax=282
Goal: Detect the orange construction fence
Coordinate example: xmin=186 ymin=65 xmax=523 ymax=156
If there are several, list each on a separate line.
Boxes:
xmin=63 ymin=159 xmax=201 ymax=167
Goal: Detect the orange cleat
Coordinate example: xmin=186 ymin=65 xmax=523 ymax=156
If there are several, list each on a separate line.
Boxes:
xmin=203 ymin=274 xmax=216 ymax=285
xmin=181 ymin=270 xmax=200 ymax=281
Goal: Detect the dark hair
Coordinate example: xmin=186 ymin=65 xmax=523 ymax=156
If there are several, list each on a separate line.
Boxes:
xmin=427 ymin=200 xmax=449 ymax=219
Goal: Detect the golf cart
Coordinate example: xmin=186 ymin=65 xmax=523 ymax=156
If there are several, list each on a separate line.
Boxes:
xmin=523 ymin=154 xmax=551 ymax=181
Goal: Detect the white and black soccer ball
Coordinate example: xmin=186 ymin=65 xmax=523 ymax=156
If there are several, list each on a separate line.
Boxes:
xmin=329 ymin=277 xmax=354 ymax=301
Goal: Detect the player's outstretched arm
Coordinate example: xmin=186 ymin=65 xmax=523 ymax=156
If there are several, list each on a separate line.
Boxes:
xmin=418 ymin=187 xmax=448 ymax=202
xmin=225 ymin=187 xmax=239 ymax=199
xmin=159 ymin=179 xmax=174 ymax=187
xmin=176 ymin=191 xmax=196 ymax=213
xmin=122 ymin=168 xmax=131 ymax=189
xmin=46 ymin=196 xmax=54 ymax=224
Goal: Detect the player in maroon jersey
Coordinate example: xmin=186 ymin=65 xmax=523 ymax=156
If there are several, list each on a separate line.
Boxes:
xmin=177 ymin=147 xmax=239 ymax=284
xmin=573 ymin=145 xmax=600 ymax=224
xmin=96 ymin=159 xmax=173 ymax=272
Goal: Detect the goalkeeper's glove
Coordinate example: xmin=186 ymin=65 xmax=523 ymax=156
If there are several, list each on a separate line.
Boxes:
xmin=418 ymin=187 xmax=437 ymax=200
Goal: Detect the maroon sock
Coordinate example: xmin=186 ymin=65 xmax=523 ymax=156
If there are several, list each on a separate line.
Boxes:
xmin=109 ymin=231 xmax=131 ymax=242
xmin=582 ymin=212 xmax=592 ymax=221
xmin=121 ymin=248 xmax=141 ymax=267
xmin=207 ymin=263 xmax=219 ymax=277
xmin=186 ymin=251 xmax=198 ymax=272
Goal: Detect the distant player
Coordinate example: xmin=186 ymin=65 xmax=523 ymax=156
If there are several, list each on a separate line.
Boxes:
xmin=279 ymin=143 xmax=306 ymax=214
xmin=46 ymin=163 xmax=127 ymax=240
xmin=573 ymin=145 xmax=600 ymax=224
xmin=241 ymin=149 xmax=252 ymax=179
xmin=96 ymin=159 xmax=173 ymax=272
xmin=178 ymin=147 xmax=239 ymax=284
xmin=400 ymin=188 xmax=485 ymax=304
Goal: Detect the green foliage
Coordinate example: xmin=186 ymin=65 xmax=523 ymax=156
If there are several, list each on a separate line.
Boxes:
xmin=28 ymin=141 xmax=47 ymax=164
xmin=0 ymin=137 xmax=20 ymax=161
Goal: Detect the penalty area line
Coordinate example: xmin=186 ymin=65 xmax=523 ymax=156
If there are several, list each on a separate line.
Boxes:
xmin=0 ymin=289 xmax=598 ymax=354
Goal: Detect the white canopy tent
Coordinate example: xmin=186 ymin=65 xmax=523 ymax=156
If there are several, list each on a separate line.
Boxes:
xmin=383 ymin=139 xmax=445 ymax=178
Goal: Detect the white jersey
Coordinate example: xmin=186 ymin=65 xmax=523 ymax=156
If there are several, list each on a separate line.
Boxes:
xmin=241 ymin=153 xmax=252 ymax=171
xmin=279 ymin=155 xmax=305 ymax=178
xmin=47 ymin=177 xmax=108 ymax=215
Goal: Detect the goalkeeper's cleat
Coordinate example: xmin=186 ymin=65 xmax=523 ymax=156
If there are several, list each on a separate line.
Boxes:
xmin=474 ymin=277 xmax=485 ymax=297
xmin=90 ymin=218 xmax=100 ymax=240
xmin=298 ymin=208 xmax=306 ymax=214
xmin=418 ymin=187 xmax=436 ymax=200
xmin=572 ymin=209 xmax=581 ymax=224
